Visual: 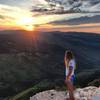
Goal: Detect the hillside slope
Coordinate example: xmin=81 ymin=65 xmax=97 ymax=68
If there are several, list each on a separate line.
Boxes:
xmin=0 ymin=30 xmax=100 ymax=98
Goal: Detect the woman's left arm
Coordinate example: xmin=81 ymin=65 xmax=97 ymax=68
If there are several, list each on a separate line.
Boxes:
xmin=64 ymin=53 xmax=67 ymax=67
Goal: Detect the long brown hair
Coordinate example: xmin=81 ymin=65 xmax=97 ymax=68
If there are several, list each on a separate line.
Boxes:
xmin=64 ymin=51 xmax=75 ymax=67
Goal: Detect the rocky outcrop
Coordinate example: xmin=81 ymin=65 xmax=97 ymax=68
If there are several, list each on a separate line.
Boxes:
xmin=30 ymin=86 xmax=100 ymax=100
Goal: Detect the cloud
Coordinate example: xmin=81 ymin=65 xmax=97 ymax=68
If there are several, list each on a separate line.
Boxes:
xmin=0 ymin=4 xmax=33 ymax=30
xmin=0 ymin=4 xmax=33 ymax=19
xmin=0 ymin=0 xmax=100 ymax=32
xmin=31 ymin=0 xmax=100 ymax=15
xmin=0 ymin=4 xmax=17 ymax=22
xmin=0 ymin=0 xmax=33 ymax=8
xmin=68 ymin=15 xmax=100 ymax=25
xmin=49 ymin=14 xmax=100 ymax=25
xmin=0 ymin=15 xmax=5 ymax=19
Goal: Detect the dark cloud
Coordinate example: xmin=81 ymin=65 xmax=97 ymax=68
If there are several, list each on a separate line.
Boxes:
xmin=49 ymin=15 xmax=100 ymax=25
xmin=0 ymin=15 xmax=5 ymax=19
xmin=0 ymin=14 xmax=15 ymax=21
xmin=31 ymin=0 xmax=100 ymax=15
xmin=31 ymin=7 xmax=77 ymax=15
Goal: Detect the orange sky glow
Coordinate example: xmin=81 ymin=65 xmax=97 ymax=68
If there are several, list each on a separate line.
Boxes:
xmin=0 ymin=3 xmax=100 ymax=33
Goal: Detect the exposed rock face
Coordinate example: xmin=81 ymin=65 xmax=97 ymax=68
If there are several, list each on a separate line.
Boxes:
xmin=30 ymin=86 xmax=100 ymax=100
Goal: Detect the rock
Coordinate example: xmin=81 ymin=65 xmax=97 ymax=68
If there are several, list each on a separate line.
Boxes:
xmin=30 ymin=86 xmax=100 ymax=100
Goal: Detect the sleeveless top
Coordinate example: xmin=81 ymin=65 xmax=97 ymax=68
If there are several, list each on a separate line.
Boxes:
xmin=65 ymin=59 xmax=76 ymax=76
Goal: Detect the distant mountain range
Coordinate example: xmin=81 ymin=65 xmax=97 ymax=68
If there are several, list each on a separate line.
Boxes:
xmin=0 ymin=30 xmax=100 ymax=99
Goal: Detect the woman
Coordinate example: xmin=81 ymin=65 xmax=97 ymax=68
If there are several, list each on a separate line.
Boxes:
xmin=64 ymin=51 xmax=76 ymax=100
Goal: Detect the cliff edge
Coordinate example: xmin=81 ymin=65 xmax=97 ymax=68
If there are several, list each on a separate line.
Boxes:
xmin=30 ymin=86 xmax=100 ymax=100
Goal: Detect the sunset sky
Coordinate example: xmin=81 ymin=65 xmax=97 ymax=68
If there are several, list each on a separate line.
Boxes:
xmin=0 ymin=0 xmax=100 ymax=33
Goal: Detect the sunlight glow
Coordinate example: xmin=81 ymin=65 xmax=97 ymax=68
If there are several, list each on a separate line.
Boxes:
xmin=17 ymin=17 xmax=34 ymax=25
xmin=16 ymin=16 xmax=35 ymax=31
xmin=24 ymin=25 xmax=35 ymax=31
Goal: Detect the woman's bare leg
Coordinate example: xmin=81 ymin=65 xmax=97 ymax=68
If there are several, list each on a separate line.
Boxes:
xmin=68 ymin=81 xmax=75 ymax=100
xmin=65 ymin=80 xmax=75 ymax=100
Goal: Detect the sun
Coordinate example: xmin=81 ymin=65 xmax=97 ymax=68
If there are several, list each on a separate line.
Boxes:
xmin=24 ymin=25 xmax=35 ymax=31
xmin=19 ymin=17 xmax=34 ymax=25
xmin=16 ymin=16 xmax=35 ymax=31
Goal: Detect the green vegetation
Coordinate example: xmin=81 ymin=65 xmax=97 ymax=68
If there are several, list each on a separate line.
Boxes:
xmin=0 ymin=31 xmax=100 ymax=99
xmin=9 ymin=80 xmax=55 ymax=100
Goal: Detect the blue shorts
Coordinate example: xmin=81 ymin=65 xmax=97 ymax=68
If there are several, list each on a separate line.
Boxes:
xmin=70 ymin=75 xmax=75 ymax=82
xmin=65 ymin=75 xmax=75 ymax=82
